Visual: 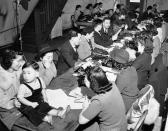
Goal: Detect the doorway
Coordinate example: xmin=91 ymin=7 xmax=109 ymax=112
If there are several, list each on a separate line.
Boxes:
xmin=126 ymin=0 xmax=144 ymax=13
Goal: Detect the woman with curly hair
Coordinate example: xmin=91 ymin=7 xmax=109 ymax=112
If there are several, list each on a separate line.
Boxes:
xmin=78 ymin=66 xmax=127 ymax=131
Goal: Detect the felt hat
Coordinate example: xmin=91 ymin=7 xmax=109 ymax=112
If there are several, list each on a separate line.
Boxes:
xmin=109 ymin=48 xmax=129 ymax=64
xmin=38 ymin=44 xmax=54 ymax=57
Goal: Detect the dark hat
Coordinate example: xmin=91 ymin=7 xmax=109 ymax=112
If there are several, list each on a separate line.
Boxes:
xmin=109 ymin=48 xmax=129 ymax=64
xmin=38 ymin=44 xmax=54 ymax=57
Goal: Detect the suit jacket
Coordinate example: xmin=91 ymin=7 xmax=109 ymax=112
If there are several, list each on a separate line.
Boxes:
xmin=57 ymin=41 xmax=78 ymax=75
xmin=94 ymin=27 xmax=114 ymax=47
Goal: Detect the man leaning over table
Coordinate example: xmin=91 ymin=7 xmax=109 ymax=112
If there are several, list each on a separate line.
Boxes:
xmin=94 ymin=17 xmax=120 ymax=48
xmin=57 ymin=30 xmax=82 ymax=75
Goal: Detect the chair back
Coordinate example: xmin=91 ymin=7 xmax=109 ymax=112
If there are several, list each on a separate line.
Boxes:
xmin=126 ymin=84 xmax=154 ymax=131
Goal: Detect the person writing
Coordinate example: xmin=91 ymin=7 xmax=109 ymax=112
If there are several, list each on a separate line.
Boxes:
xmin=79 ymin=66 xmax=127 ymax=131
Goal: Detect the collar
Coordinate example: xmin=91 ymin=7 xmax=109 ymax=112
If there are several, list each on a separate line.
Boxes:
xmin=70 ymin=40 xmax=78 ymax=51
xmin=103 ymin=27 xmax=108 ymax=33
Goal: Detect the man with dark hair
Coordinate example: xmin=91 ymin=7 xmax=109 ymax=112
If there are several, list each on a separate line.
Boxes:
xmin=57 ymin=30 xmax=82 ymax=75
xmin=94 ymin=17 xmax=118 ymax=47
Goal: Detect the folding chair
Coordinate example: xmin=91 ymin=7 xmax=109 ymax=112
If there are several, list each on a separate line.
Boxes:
xmin=127 ymin=84 xmax=154 ymax=131
xmin=133 ymin=110 xmax=148 ymax=131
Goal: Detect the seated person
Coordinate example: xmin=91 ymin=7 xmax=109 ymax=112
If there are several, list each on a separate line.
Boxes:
xmin=92 ymin=2 xmax=104 ymax=16
xmin=152 ymin=4 xmax=159 ymax=17
xmin=18 ymin=61 xmax=67 ymax=126
xmin=74 ymin=5 xmax=83 ymax=22
xmin=107 ymin=9 xmax=115 ymax=22
xmin=132 ymin=38 xmax=153 ymax=90
xmin=113 ymin=4 xmax=121 ymax=22
xmin=36 ymin=44 xmax=57 ymax=86
xmin=98 ymin=2 xmax=104 ymax=14
xmin=71 ymin=15 xmax=82 ymax=33
xmin=92 ymin=3 xmax=100 ymax=15
xmin=77 ymin=30 xmax=94 ymax=60
xmin=79 ymin=66 xmax=127 ymax=131
xmin=0 ymin=50 xmax=24 ymax=109
xmin=0 ymin=49 xmax=25 ymax=129
xmin=84 ymin=4 xmax=93 ymax=16
xmin=110 ymin=48 xmax=139 ymax=112
xmin=57 ymin=30 xmax=81 ymax=75
xmin=94 ymin=17 xmax=118 ymax=47
xmin=140 ymin=6 xmax=154 ymax=21
xmin=113 ymin=13 xmax=127 ymax=27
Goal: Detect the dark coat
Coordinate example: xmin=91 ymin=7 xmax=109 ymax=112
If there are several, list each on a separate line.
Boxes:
xmin=149 ymin=54 xmax=168 ymax=114
xmin=57 ymin=41 xmax=78 ymax=75
xmin=94 ymin=26 xmax=114 ymax=47
xmin=132 ymin=52 xmax=152 ymax=90
xmin=116 ymin=66 xmax=139 ymax=112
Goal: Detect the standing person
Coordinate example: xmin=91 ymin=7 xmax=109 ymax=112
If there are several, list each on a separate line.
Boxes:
xmin=37 ymin=44 xmax=57 ymax=86
xmin=78 ymin=66 xmax=127 ymax=131
xmin=17 ymin=61 xmax=68 ymax=126
xmin=57 ymin=30 xmax=81 ymax=75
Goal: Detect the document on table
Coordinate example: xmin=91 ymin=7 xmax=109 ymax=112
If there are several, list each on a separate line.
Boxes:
xmin=46 ymin=89 xmax=83 ymax=110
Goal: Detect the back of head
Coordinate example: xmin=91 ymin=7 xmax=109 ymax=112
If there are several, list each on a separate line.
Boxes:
xmin=116 ymin=4 xmax=121 ymax=10
xmin=147 ymin=6 xmax=152 ymax=11
xmin=85 ymin=66 xmax=112 ymax=94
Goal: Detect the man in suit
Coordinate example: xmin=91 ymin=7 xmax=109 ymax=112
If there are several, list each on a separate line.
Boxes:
xmin=57 ymin=30 xmax=82 ymax=75
xmin=94 ymin=17 xmax=117 ymax=47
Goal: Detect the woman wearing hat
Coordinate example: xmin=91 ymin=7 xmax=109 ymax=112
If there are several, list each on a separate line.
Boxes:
xmin=78 ymin=66 xmax=127 ymax=131
xmin=109 ymin=48 xmax=139 ymax=112
xmin=37 ymin=44 xmax=57 ymax=86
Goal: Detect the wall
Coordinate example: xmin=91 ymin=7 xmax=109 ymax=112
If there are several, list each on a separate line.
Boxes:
xmin=0 ymin=0 xmax=39 ymax=47
xmin=144 ymin=0 xmax=168 ymax=11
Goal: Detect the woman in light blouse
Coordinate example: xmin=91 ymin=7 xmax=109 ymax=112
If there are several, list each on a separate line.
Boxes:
xmin=37 ymin=44 xmax=57 ymax=86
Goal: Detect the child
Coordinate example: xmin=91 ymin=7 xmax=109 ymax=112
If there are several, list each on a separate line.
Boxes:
xmin=17 ymin=61 xmax=68 ymax=126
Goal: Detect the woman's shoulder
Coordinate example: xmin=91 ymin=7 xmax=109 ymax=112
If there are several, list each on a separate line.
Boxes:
xmin=91 ymin=95 xmax=101 ymax=101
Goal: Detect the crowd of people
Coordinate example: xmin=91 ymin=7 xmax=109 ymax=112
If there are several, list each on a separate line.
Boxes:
xmin=0 ymin=2 xmax=168 ymax=131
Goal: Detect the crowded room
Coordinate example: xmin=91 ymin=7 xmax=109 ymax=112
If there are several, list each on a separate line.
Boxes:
xmin=0 ymin=0 xmax=168 ymax=130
